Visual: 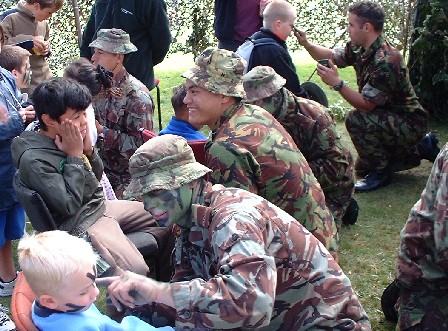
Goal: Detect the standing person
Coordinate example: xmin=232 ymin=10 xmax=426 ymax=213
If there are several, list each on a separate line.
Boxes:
xmin=0 ymin=25 xmax=35 ymax=331
xmin=80 ymin=0 xmax=172 ymax=91
xmin=0 ymin=0 xmax=64 ymax=93
xmin=158 ymin=84 xmax=206 ymax=141
xmin=243 ymin=66 xmax=358 ymax=227
xmin=246 ymin=0 xmax=308 ymax=98
xmin=88 ymin=28 xmax=154 ymax=199
xmin=214 ymin=0 xmax=263 ymax=52
xmin=18 ymin=231 xmax=175 ymax=331
xmin=98 ymin=134 xmax=371 ymax=330
xmin=11 ymin=78 xmax=171 ymax=277
xmin=182 ymin=47 xmax=338 ymax=257
xmin=296 ymin=0 xmax=439 ymax=192
xmin=385 ymin=142 xmax=448 ymax=330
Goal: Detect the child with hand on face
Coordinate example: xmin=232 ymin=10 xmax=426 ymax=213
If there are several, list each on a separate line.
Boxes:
xmin=18 ymin=230 xmax=174 ymax=331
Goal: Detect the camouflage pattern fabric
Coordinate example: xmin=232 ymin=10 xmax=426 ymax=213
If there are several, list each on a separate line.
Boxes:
xmin=333 ymin=35 xmax=428 ymax=173
xmin=252 ymin=87 xmax=355 ymax=227
xmin=205 ymin=101 xmax=339 ymax=253
xmin=396 ymin=143 xmax=448 ymax=329
xmin=167 ymin=183 xmax=371 ymax=330
xmin=88 ymin=28 xmax=137 ymax=54
xmin=182 ymin=47 xmax=246 ymax=98
xmin=94 ymin=68 xmax=154 ymax=199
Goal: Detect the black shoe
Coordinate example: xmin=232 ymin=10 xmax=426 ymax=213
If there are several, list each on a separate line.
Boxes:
xmin=381 ymin=279 xmax=400 ymax=323
xmin=355 ymin=169 xmax=391 ymax=192
xmin=418 ymin=132 xmax=440 ymax=163
xmin=342 ymin=198 xmax=359 ymax=225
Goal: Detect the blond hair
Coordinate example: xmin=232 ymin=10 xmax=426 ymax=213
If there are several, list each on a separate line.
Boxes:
xmin=263 ymin=0 xmax=296 ymax=29
xmin=18 ymin=231 xmax=97 ymax=296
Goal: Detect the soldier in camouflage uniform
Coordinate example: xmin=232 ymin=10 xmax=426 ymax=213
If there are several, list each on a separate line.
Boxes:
xmin=89 ymin=28 xmax=154 ymax=198
xmin=181 ymin=47 xmax=339 ymax=257
xmin=98 ymin=134 xmax=371 ymax=330
xmin=243 ymin=66 xmax=358 ymax=227
xmin=296 ymin=1 xmax=439 ymax=192
xmin=388 ymin=142 xmax=448 ymax=330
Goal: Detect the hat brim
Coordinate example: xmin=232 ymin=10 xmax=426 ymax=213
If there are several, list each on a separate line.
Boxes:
xmin=123 ymin=162 xmax=212 ymax=199
xmin=88 ymin=40 xmax=137 ymax=54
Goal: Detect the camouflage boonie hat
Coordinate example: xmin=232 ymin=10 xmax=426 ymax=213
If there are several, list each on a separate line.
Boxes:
xmin=242 ymin=66 xmax=286 ymax=102
xmin=182 ymin=47 xmax=246 ymax=98
xmin=89 ymin=28 xmax=137 ymax=54
xmin=124 ymin=135 xmax=212 ymax=198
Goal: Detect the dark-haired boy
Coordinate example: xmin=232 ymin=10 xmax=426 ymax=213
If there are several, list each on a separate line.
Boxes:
xmin=296 ymin=0 xmax=439 ymax=192
xmin=11 ymin=78 xmax=171 ymax=278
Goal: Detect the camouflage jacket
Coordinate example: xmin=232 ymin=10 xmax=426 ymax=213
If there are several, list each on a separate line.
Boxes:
xmin=396 ymin=143 xmax=448 ymax=291
xmin=333 ymin=35 xmax=426 ymax=116
xmin=93 ymin=68 xmax=154 ymax=180
xmin=257 ymin=89 xmax=354 ymax=214
xmin=169 ymin=183 xmax=371 ymax=330
xmin=205 ymin=102 xmax=338 ymax=252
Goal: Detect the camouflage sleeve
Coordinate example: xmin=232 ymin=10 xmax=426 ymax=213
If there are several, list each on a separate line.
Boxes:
xmin=397 ymin=143 xmax=448 ymax=287
xmin=206 ymin=140 xmax=261 ymax=194
xmin=103 ymin=89 xmax=154 ymax=159
xmin=331 ymin=42 xmax=357 ymax=68
xmin=170 ymin=212 xmax=277 ymax=329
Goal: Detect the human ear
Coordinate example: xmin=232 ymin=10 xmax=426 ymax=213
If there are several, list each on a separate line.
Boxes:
xmin=39 ymin=294 xmax=58 ymax=309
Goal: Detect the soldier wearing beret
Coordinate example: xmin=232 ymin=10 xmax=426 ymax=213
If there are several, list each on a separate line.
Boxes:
xmin=181 ymin=47 xmax=339 ymax=257
xmin=89 ymin=28 xmax=154 ymax=199
xmin=98 ymin=134 xmax=371 ymax=330
xmin=243 ymin=66 xmax=358 ymax=227
xmin=296 ymin=1 xmax=439 ymax=192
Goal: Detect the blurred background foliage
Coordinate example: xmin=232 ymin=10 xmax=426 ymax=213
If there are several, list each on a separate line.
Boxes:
xmin=1 ymin=0 xmax=446 ymax=120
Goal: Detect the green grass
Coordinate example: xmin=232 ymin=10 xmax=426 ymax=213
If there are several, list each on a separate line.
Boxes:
xmin=2 ymin=52 xmax=446 ymax=331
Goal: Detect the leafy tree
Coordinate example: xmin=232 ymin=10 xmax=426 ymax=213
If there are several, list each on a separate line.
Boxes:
xmin=408 ymin=0 xmax=448 ymax=121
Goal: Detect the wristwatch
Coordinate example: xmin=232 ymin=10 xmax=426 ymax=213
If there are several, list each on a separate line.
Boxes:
xmin=333 ymin=80 xmax=344 ymax=91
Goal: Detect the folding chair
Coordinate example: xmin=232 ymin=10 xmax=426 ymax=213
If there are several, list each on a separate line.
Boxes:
xmin=12 ymin=172 xmax=159 ymax=263
xmin=153 ymin=78 xmax=162 ymax=131
xmin=139 ymin=128 xmax=207 ymax=165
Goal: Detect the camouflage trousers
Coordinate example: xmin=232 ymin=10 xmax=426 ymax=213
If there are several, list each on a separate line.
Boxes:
xmin=397 ymin=287 xmax=448 ymax=330
xmin=345 ymin=108 xmax=427 ymax=175
xmin=105 ymin=170 xmax=132 ymax=199
xmin=309 ymin=156 xmax=355 ymax=228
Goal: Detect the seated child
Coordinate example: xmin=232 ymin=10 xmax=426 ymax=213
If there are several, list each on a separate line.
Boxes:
xmin=158 ymin=84 xmax=206 ymax=141
xmin=18 ymin=230 xmax=174 ymax=331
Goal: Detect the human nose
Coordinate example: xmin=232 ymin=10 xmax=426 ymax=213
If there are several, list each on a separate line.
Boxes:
xmin=183 ymin=93 xmax=191 ymax=105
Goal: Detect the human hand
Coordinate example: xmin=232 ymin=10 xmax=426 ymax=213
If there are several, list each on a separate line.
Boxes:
xmin=32 ymin=36 xmax=46 ymax=54
xmin=96 ymin=271 xmax=157 ymax=311
xmin=18 ymin=105 xmax=35 ymax=123
xmin=95 ymin=120 xmax=103 ymax=136
xmin=54 ymin=119 xmax=83 ymax=157
xmin=316 ymin=60 xmax=340 ymax=87
xmin=83 ymin=121 xmax=94 ymax=156
xmin=294 ymin=28 xmax=308 ymax=46
xmin=89 ymin=233 xmax=125 ymax=277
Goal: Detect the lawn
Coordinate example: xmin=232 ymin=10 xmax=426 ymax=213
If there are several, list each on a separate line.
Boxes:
xmin=2 ymin=50 xmax=446 ymax=331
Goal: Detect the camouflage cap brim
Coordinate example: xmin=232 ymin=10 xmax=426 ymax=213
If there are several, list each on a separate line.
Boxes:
xmin=182 ymin=67 xmax=246 ymax=99
xmin=124 ymin=162 xmax=211 ymax=199
xmin=89 ymin=39 xmax=137 ymax=54
xmin=243 ymin=66 xmax=286 ymax=102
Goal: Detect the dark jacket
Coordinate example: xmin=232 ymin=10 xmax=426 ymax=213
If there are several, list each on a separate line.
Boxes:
xmin=80 ymin=0 xmax=172 ymax=90
xmin=11 ymin=131 xmax=105 ymax=236
xmin=250 ymin=28 xmax=307 ymax=98
xmin=213 ymin=0 xmax=236 ymax=41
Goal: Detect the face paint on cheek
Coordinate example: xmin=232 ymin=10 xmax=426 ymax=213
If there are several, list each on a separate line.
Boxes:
xmin=65 ymin=303 xmax=87 ymax=313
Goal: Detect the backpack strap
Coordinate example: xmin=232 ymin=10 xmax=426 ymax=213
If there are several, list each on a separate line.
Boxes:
xmin=247 ymin=37 xmax=282 ymax=71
